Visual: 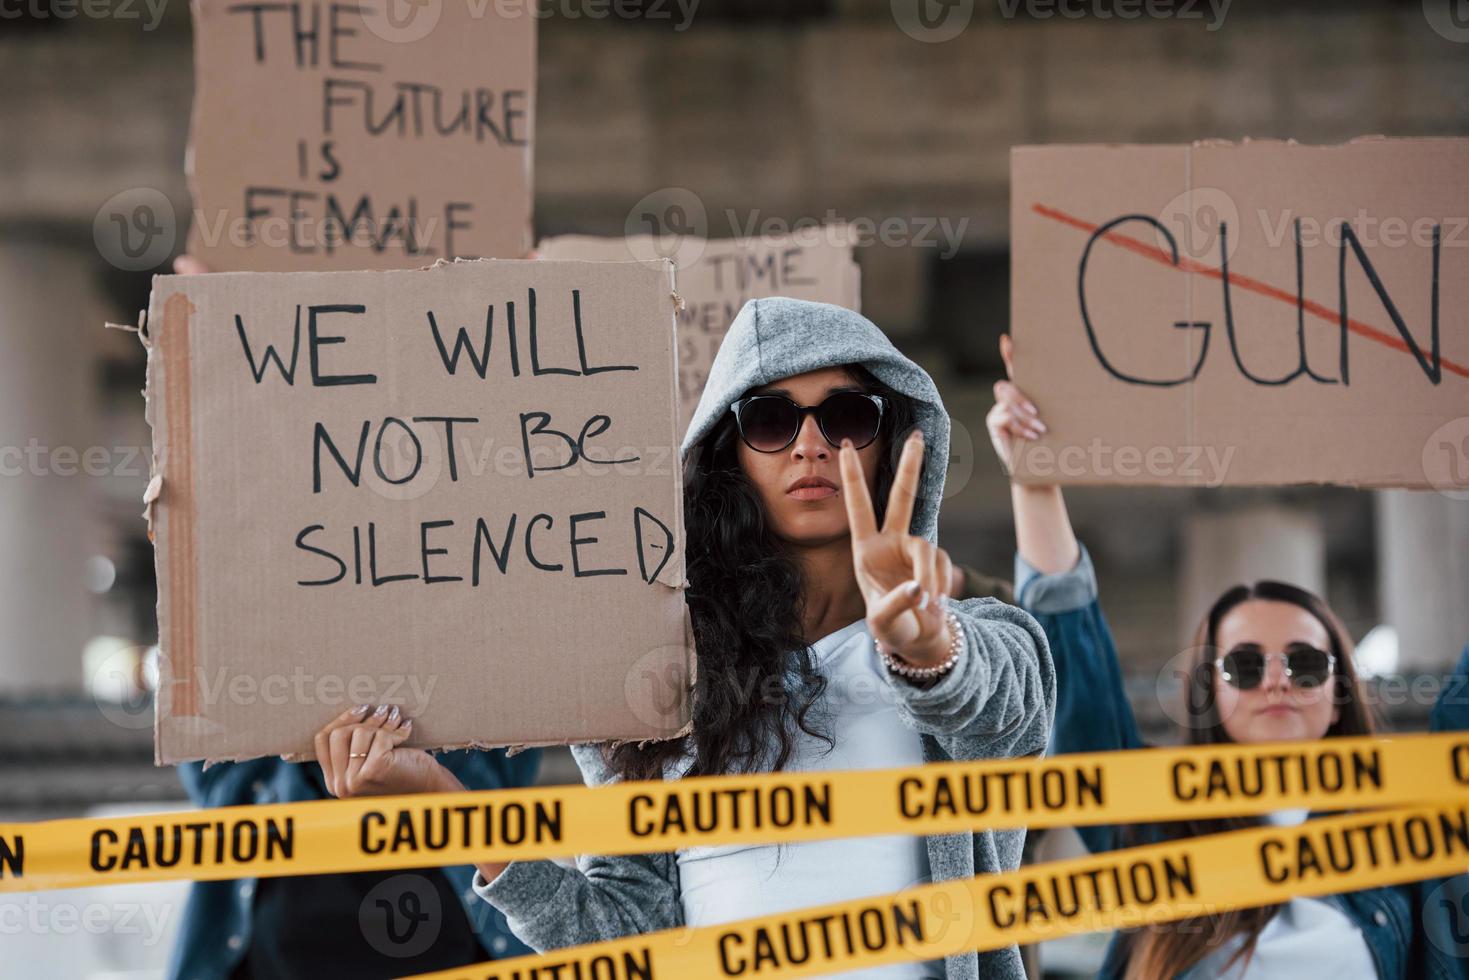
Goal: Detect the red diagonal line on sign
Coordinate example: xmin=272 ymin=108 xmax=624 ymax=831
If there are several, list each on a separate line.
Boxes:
xmin=1032 ymin=202 xmax=1469 ymax=381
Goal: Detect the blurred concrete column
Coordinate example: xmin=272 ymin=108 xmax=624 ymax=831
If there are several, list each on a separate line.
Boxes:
xmin=0 ymin=239 xmax=101 ymax=692
xmin=1375 ymin=491 xmax=1469 ymax=671
xmin=1180 ymin=507 xmax=1327 ymax=647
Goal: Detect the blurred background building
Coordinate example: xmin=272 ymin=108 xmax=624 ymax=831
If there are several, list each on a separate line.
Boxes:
xmin=2 ymin=0 xmax=1467 ymax=975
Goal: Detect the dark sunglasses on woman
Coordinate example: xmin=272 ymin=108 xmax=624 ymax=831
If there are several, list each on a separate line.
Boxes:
xmin=729 ymin=391 xmax=887 ymax=453
xmin=1214 ymin=642 xmax=1337 ymax=690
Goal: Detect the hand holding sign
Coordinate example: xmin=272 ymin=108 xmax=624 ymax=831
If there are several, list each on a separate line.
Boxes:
xmin=837 ymin=430 xmax=954 ymax=671
xmin=313 ymin=704 xmax=452 ymax=798
xmin=173 ymin=254 xmax=212 ymax=276
xmin=986 ymin=334 xmax=1047 ymax=476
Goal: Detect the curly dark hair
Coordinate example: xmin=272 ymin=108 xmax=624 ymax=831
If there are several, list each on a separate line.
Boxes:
xmin=605 ymin=363 xmax=923 ymax=782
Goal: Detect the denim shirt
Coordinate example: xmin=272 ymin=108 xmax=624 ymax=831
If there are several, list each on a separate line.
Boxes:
xmin=167 ymin=748 xmax=541 ymax=980
xmin=1016 ymin=546 xmax=1469 ymax=980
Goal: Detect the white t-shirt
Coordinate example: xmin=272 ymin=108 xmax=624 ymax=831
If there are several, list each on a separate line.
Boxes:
xmin=674 ymin=618 xmax=946 ymax=979
xmin=1180 ymin=809 xmax=1377 ymax=979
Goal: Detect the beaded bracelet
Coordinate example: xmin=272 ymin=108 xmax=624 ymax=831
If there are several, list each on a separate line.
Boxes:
xmin=875 ymin=610 xmax=964 ymax=681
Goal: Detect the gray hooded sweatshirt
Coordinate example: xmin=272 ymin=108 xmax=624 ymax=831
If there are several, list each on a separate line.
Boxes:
xmin=472 ymin=297 xmax=1056 ymax=980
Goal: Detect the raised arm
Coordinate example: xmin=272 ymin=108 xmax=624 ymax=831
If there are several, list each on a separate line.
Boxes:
xmin=988 ymin=335 xmax=1146 ymax=853
xmin=301 ymin=709 xmax=683 ymax=954
xmin=878 ymin=595 xmax=1055 ymax=762
xmin=834 ymin=405 xmax=1056 ymax=761
xmin=471 ymin=849 xmax=681 ymax=952
xmin=990 ymin=334 xmax=1080 ymax=577
xmin=445 ymin=745 xmax=682 ymax=952
xmin=1017 ymin=548 xmax=1146 ymax=761
xmin=467 ymin=743 xmax=682 ymax=951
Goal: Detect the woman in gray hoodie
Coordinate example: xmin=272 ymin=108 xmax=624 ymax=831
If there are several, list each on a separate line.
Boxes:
xmin=313 ymin=297 xmax=1056 ymax=980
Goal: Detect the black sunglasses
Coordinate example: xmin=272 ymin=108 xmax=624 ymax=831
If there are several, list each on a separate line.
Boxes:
xmin=729 ymin=392 xmax=887 ymax=454
xmin=1214 ymin=642 xmax=1336 ymax=690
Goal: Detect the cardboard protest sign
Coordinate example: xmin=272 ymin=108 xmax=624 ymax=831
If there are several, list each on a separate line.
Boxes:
xmin=186 ymin=0 xmax=534 ymax=270
xmin=538 ymin=233 xmax=861 ymax=438
xmin=143 ymin=259 xmax=691 ymax=764
xmin=1010 ymin=139 xmax=1469 ymax=489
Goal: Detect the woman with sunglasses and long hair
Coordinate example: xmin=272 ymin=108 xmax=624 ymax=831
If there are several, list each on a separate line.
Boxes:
xmin=986 ymin=335 xmax=1469 ymax=979
xmin=311 ymin=298 xmax=1056 ymax=980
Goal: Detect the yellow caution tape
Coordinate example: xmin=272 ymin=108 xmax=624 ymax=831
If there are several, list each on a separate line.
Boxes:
xmin=1 ymin=731 xmax=1467 ymax=893
xmin=399 ymin=801 xmax=1469 ymax=980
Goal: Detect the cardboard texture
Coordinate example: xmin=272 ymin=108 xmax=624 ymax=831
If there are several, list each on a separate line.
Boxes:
xmin=143 ymin=259 xmax=692 ymax=764
xmin=1011 ymin=138 xmax=1469 ymax=488
xmin=186 ymin=0 xmax=534 ymax=271
xmin=538 ymin=233 xmax=861 ymax=438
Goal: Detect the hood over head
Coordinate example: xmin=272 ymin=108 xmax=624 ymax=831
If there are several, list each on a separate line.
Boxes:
xmin=680 ymin=297 xmax=950 ymax=542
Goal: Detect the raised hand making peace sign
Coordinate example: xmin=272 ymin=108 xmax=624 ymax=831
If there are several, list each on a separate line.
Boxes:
xmin=837 ymin=428 xmax=958 ymax=670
